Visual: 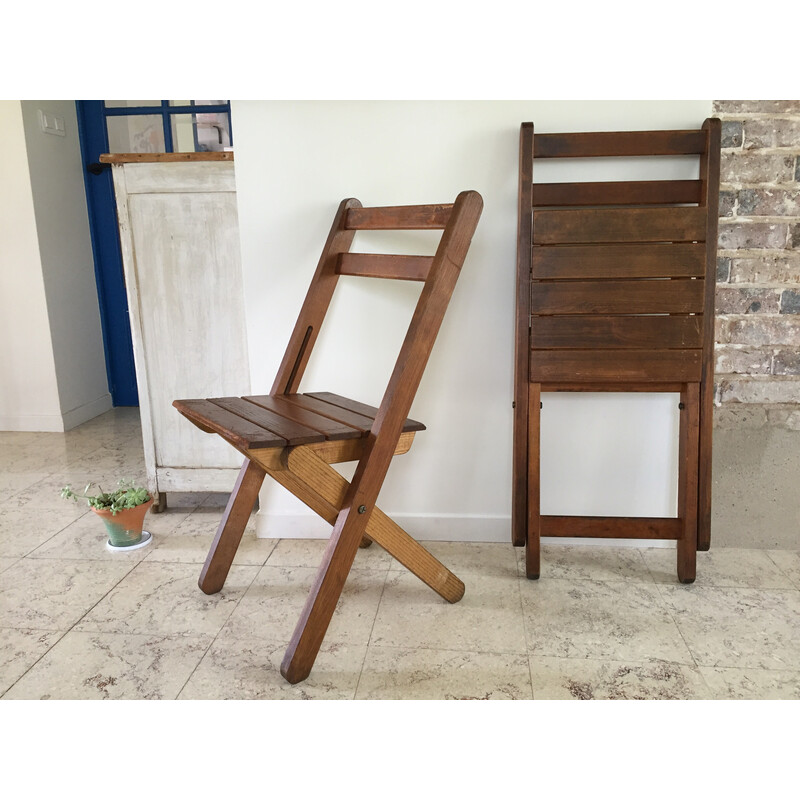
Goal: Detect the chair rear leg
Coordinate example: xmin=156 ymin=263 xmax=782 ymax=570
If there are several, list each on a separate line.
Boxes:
xmin=198 ymin=458 xmax=266 ymax=594
xmin=677 ymin=384 xmax=700 ymax=584
xmin=526 ymin=384 xmax=542 ymax=579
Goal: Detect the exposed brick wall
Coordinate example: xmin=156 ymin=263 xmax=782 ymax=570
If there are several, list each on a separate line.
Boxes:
xmin=712 ymin=100 xmax=800 ymax=428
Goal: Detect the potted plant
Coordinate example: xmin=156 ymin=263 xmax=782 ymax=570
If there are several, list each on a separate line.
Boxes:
xmin=61 ymin=479 xmax=154 ymax=550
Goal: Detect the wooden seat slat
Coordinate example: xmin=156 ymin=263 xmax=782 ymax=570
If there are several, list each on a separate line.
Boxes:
xmin=244 ymin=395 xmax=363 ymax=441
xmin=307 ymin=391 xmax=426 ymax=432
xmin=531 ymin=243 xmax=706 ymax=280
xmin=209 ymin=397 xmax=324 ymax=446
xmin=529 ymin=348 xmax=703 ymax=383
xmin=172 ymin=399 xmax=287 ymax=449
xmin=530 ymin=278 xmax=705 ymax=315
xmin=530 ymin=315 xmax=703 ymax=350
xmin=532 ymin=179 xmax=702 ymax=207
xmin=533 ymin=206 xmax=707 ymax=245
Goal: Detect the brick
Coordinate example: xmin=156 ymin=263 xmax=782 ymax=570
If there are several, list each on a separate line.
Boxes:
xmin=717 ymin=377 xmax=800 ymax=403
xmin=716 ymin=287 xmax=780 ymax=314
xmin=766 ymin=406 xmax=800 ymax=429
xmin=729 ymin=254 xmax=800 ymax=284
xmin=713 ymin=100 xmax=800 ymax=114
xmin=793 ymin=224 xmax=800 ymax=249
xmin=781 ymin=289 xmax=800 ymax=313
xmin=737 ymin=188 xmax=800 ymax=217
xmin=720 ymin=315 xmax=800 ymax=346
xmin=721 ymin=120 xmax=743 ymax=148
xmin=773 ymin=350 xmax=800 ymax=375
xmin=744 ymin=118 xmax=800 ymax=150
xmin=719 ymin=190 xmax=736 ymax=217
xmin=718 ymin=222 xmax=789 ymax=250
xmin=715 ymin=345 xmax=773 ymax=374
xmin=720 ymin=152 xmax=795 ymax=184
xmin=717 ymin=256 xmax=731 ymax=283
xmin=714 ymin=404 xmax=769 ymax=428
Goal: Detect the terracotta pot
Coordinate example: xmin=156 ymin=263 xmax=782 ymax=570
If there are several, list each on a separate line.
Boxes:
xmin=92 ymin=498 xmax=154 ymax=547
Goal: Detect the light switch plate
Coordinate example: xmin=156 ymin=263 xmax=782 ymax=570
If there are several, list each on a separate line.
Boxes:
xmin=39 ymin=109 xmax=66 ymax=137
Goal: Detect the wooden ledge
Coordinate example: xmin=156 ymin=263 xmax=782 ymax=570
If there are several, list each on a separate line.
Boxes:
xmin=99 ymin=152 xmax=233 ymax=164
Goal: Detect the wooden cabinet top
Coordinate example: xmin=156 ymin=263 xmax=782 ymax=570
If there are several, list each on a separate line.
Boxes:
xmin=99 ymin=152 xmax=234 ymax=164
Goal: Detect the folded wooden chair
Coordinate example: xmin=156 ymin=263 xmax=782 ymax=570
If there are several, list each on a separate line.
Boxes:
xmin=513 ymin=120 xmax=721 ymax=583
xmin=174 ymin=190 xmax=483 ymax=683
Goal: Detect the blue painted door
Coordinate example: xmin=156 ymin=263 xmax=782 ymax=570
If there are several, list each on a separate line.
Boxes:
xmin=76 ymin=100 xmax=233 ymax=406
xmin=77 ymin=100 xmax=138 ymax=405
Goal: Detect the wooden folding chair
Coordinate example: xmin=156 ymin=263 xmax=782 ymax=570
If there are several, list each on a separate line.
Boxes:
xmin=513 ymin=120 xmax=721 ymax=583
xmin=174 ymin=190 xmax=483 ymax=683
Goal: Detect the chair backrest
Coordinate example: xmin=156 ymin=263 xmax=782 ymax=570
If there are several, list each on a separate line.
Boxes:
xmin=271 ymin=191 xmax=483 ymax=450
xmin=517 ymin=120 xmax=721 ymax=387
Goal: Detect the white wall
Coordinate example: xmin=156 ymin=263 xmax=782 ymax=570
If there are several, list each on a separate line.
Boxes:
xmin=231 ymin=100 xmax=713 ymax=541
xmin=20 ymin=101 xmax=112 ymax=429
xmin=0 ymin=100 xmax=111 ymax=431
xmin=0 ymin=101 xmax=62 ymax=430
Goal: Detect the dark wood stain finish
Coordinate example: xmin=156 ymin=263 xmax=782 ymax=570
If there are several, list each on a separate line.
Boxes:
xmin=515 ymin=121 xmax=721 ymax=581
xmin=173 ymin=190 xmax=483 ymax=684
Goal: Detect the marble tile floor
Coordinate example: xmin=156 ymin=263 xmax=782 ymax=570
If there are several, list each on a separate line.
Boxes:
xmin=1 ymin=409 xmax=799 ymax=700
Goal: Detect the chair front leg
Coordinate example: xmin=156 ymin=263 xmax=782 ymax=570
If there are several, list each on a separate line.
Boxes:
xmin=198 ymin=458 xmax=266 ymax=594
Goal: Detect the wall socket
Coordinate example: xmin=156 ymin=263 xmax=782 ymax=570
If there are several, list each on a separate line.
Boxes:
xmin=39 ymin=109 xmax=66 ymax=137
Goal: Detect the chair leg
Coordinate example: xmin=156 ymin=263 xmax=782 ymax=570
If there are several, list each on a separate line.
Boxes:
xmin=280 ymin=500 xmax=375 ymax=684
xmin=198 ymin=458 xmax=266 ymax=594
xmin=526 ymin=384 xmax=541 ymax=579
xmin=677 ymin=384 xmax=700 ymax=584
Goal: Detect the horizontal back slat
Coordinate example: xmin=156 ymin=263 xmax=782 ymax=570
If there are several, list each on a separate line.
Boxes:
xmin=532 ymin=243 xmax=706 ymax=279
xmin=345 ymin=204 xmax=452 ymax=230
xmin=530 ymin=349 xmax=703 ymax=382
xmin=533 ymin=207 xmax=707 ymax=244
xmin=532 ymin=180 xmax=702 ymax=207
xmin=530 ymin=315 xmax=703 ymax=350
xmin=173 ymin=399 xmax=287 ymax=449
xmin=336 ymin=253 xmax=433 ymax=281
xmin=533 ymin=130 xmax=707 ymax=158
xmin=531 ymin=279 xmax=705 ymax=315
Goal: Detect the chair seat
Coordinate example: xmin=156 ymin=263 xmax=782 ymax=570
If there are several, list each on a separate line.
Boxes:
xmin=173 ymin=392 xmax=425 ymax=451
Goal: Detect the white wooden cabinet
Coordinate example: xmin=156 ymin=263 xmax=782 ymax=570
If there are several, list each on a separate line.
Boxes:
xmin=107 ymin=155 xmax=250 ymax=507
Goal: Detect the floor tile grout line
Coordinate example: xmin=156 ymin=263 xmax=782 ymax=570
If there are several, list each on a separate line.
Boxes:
xmin=353 ymin=563 xmax=392 ymax=700
xmin=764 ymin=550 xmax=800 ymax=591
xmin=174 ymin=554 xmax=269 ymax=700
xmin=0 ymin=627 xmax=72 ymax=699
xmin=515 ymin=551 xmax=537 ymax=700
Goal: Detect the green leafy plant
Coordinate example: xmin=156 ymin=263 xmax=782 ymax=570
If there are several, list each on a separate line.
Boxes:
xmin=60 ymin=479 xmax=151 ymax=515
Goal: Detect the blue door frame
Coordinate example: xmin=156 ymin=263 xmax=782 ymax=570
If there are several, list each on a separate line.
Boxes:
xmin=77 ymin=100 xmax=138 ymax=406
xmin=76 ymin=100 xmax=233 ymax=407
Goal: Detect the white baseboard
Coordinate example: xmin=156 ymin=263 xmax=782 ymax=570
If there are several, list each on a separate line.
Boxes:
xmin=0 ymin=393 xmax=113 ymax=432
xmin=254 ymin=511 xmax=676 ymax=548
xmin=0 ymin=412 xmax=68 ymax=432
xmin=61 ymin=393 xmax=113 ymax=431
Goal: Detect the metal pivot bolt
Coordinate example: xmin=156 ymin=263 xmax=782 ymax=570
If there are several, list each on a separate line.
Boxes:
xmin=358 ymin=505 xmax=367 ymax=514
xmin=679 ymin=402 xmax=685 ymax=410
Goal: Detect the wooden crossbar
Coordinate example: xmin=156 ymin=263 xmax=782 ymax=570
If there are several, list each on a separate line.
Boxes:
xmin=337 ymin=253 xmax=433 ymax=281
xmin=345 ymin=203 xmax=453 ymax=230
